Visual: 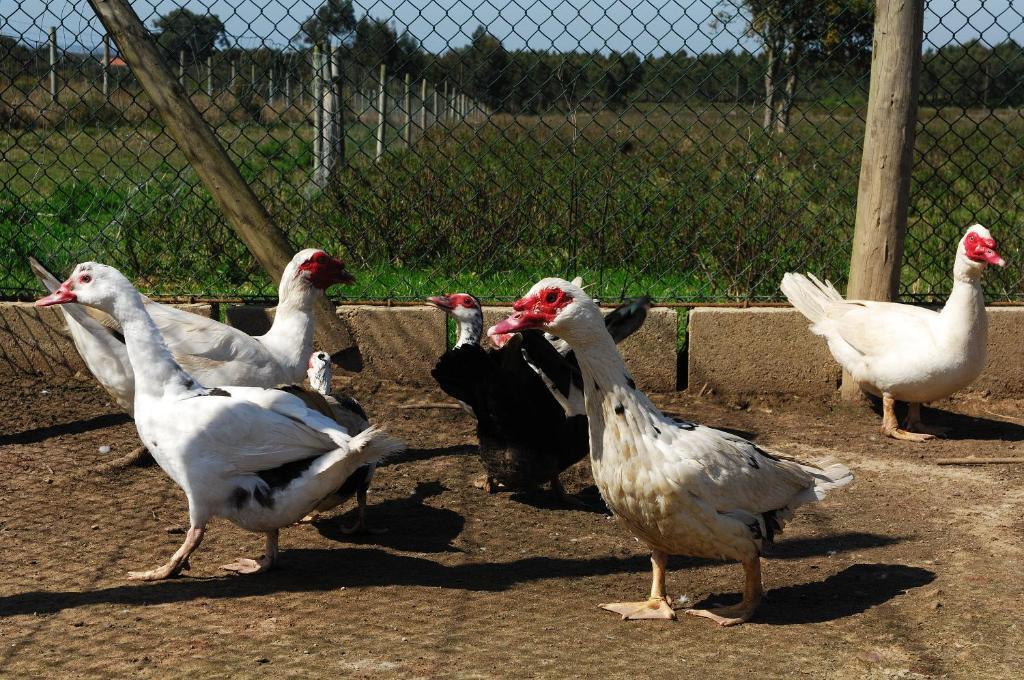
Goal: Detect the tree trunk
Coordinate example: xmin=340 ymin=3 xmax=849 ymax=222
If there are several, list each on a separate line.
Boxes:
xmin=774 ymin=46 xmax=801 ymax=135
xmin=841 ymin=0 xmax=925 ymax=400
xmin=86 ymin=0 xmax=353 ymax=352
xmin=762 ymin=39 xmax=780 ymax=132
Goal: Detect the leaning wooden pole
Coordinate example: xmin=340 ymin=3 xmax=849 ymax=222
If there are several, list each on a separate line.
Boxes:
xmin=86 ymin=0 xmax=351 ymax=345
xmin=841 ymin=0 xmax=925 ymax=400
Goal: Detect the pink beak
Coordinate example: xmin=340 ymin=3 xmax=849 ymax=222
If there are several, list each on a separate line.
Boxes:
xmin=489 ymin=310 xmax=542 ymax=337
xmin=35 ymin=283 xmax=76 ymax=307
xmin=426 ymin=295 xmax=453 ymax=311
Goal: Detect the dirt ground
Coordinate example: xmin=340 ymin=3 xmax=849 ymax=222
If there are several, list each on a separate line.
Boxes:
xmin=0 ymin=374 xmax=1021 ymax=679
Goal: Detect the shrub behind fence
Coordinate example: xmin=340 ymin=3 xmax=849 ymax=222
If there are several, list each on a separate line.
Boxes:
xmin=1 ymin=1 xmax=1022 ymax=303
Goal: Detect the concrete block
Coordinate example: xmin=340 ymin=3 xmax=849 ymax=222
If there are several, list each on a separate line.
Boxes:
xmin=0 ymin=302 xmax=214 ymax=382
xmin=618 ymin=307 xmax=678 ymax=393
xmin=687 ymin=307 xmax=839 ymax=397
xmin=481 ymin=305 xmax=678 ymax=393
xmin=967 ymin=308 xmax=1024 ymax=397
xmin=225 ymin=304 xmax=274 ymax=336
xmin=336 ymin=305 xmax=447 ymax=385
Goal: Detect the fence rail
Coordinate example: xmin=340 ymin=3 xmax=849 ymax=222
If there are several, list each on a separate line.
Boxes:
xmin=1 ymin=1 xmax=1023 ymax=303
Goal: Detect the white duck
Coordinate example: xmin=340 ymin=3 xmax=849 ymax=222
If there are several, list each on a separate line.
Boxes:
xmin=29 ymin=249 xmax=353 ymax=414
xmin=490 ymin=279 xmax=852 ymax=626
xmin=781 ymin=224 xmax=1005 ymax=441
xmin=301 ymin=351 xmax=383 ymax=533
xmin=35 ymin=263 xmax=403 ymax=579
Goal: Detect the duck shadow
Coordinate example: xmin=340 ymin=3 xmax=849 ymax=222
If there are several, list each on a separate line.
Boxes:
xmin=314 ymin=481 xmax=464 ymax=553
xmin=689 ymin=563 xmax=935 ymax=625
xmin=0 ymin=530 xmax=907 ymax=619
xmin=0 ymin=549 xmax=653 ymax=618
xmin=0 ymin=412 xmax=132 ymax=446
xmin=381 ymin=445 xmax=476 ymax=467
xmin=508 ymin=489 xmax=610 ymax=514
xmin=869 ymin=398 xmax=1024 ymax=442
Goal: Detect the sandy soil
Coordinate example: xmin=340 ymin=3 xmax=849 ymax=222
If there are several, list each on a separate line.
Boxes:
xmin=0 ymin=375 xmax=1021 ymax=679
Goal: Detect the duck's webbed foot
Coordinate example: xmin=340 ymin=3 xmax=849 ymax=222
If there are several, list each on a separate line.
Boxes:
xmin=340 ymin=490 xmax=387 ymax=535
xmin=882 ymin=395 xmax=936 ymax=442
xmin=684 ymin=600 xmax=758 ymax=627
xmin=903 ymin=403 xmax=950 ymax=438
xmin=600 ymin=550 xmax=677 ymax=621
xmin=600 ymin=597 xmax=676 ymax=620
xmin=127 ymin=525 xmax=205 ymax=581
xmin=473 ymin=474 xmax=504 ymax=493
xmin=221 ymin=529 xmax=278 ymax=575
xmin=685 ymin=557 xmax=763 ymax=627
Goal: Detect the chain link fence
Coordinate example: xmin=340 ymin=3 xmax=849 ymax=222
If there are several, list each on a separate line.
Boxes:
xmin=1 ymin=1 xmax=1022 ymax=303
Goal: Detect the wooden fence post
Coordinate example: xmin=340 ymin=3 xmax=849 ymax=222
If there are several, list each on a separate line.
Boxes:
xmin=178 ymin=49 xmax=185 ymax=87
xmin=229 ymin=60 xmax=236 ymax=93
xmin=841 ymin=0 xmax=925 ymax=401
xmin=403 ymin=72 xmax=411 ymax=146
xmin=432 ymin=87 xmax=438 ymax=125
xmin=206 ymin=55 xmax=213 ymax=97
xmin=102 ymin=34 xmax=111 ymax=97
xmin=419 ymin=79 xmax=427 ymax=135
xmin=48 ymin=27 xmax=58 ymax=103
xmin=312 ymin=44 xmax=323 ymax=181
xmin=85 ymin=0 xmax=352 ymax=348
xmin=331 ymin=44 xmax=345 ymax=167
xmin=375 ymin=63 xmax=386 ymax=161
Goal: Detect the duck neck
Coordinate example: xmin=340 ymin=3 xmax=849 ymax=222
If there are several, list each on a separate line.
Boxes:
xmin=111 ymin=289 xmax=202 ymax=401
xmin=941 ymin=258 xmax=987 ymax=337
xmin=454 ymin=313 xmax=483 ymax=348
xmin=565 ymin=323 xmax=661 ymax=461
xmin=260 ymin=277 xmax=319 ymax=376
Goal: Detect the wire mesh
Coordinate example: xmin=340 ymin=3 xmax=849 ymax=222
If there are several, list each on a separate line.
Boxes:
xmin=1 ymin=1 xmax=1022 ymax=303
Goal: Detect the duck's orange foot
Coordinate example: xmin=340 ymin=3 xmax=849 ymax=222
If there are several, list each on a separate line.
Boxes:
xmin=684 ymin=601 xmax=758 ymax=627
xmin=885 ymin=427 xmax=936 ymax=442
xmin=339 ymin=519 xmax=388 ymax=535
xmin=220 ymin=555 xmax=274 ymax=575
xmin=600 ymin=597 xmax=676 ymax=620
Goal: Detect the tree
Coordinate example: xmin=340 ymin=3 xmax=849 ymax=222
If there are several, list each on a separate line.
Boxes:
xmin=296 ymin=0 xmax=356 ymax=47
xmin=349 ymin=17 xmax=423 ymax=77
xmin=460 ymin=27 xmax=512 ymax=109
xmin=153 ymin=9 xmax=227 ymax=62
xmin=716 ymin=1 xmax=873 ymax=134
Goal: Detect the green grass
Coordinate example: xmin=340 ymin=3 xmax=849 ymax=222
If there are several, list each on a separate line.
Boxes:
xmin=2 ymin=103 xmax=1023 ymax=303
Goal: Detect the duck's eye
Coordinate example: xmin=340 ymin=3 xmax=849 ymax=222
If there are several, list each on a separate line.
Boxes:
xmin=967 ymin=234 xmax=976 ymax=242
xmin=545 ymin=291 xmax=558 ymax=304
xmin=79 ymin=274 xmax=91 ymax=284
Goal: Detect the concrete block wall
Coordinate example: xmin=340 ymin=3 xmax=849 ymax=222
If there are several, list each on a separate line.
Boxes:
xmin=0 ymin=302 xmax=213 ymax=382
xmin=686 ymin=306 xmax=1024 ymax=398
xmin=6 ymin=299 xmax=1023 ymax=399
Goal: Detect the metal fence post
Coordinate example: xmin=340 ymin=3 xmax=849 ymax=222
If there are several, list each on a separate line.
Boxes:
xmin=48 ymin=27 xmax=58 ymax=103
xmin=375 ymin=63 xmax=386 ymax=161
xmin=842 ymin=0 xmax=925 ymax=400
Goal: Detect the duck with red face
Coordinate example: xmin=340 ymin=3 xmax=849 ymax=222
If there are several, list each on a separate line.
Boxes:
xmin=782 ymin=223 xmax=1006 ymax=441
xmin=491 ymin=278 xmax=853 ymax=626
xmin=28 ymin=249 xmax=355 ymax=414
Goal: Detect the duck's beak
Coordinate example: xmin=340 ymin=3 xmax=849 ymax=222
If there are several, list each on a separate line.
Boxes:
xmin=35 ymin=282 xmax=76 ymax=307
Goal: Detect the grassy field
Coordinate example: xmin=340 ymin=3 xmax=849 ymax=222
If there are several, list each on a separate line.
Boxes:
xmin=2 ymin=95 xmax=1023 ymax=303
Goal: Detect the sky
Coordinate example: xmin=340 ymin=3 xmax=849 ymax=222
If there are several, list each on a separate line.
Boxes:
xmin=5 ymin=0 xmax=1024 ymax=56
